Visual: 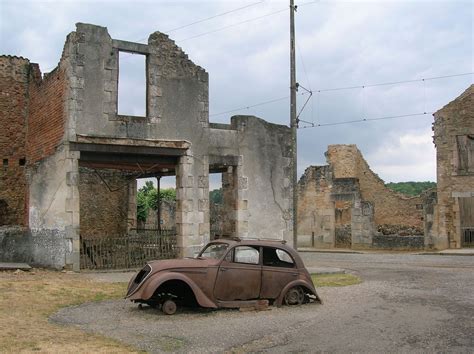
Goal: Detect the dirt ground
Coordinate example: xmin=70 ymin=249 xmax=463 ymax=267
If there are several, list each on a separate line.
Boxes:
xmin=0 ymin=269 xmax=137 ymax=353
xmin=49 ymin=253 xmax=474 ymax=353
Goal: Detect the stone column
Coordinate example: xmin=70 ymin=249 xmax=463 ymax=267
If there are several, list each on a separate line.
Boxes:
xmin=65 ymin=148 xmax=80 ymax=271
xmin=351 ymin=200 xmax=375 ymax=248
xmin=127 ymin=179 xmax=137 ymax=232
xmin=175 ymin=153 xmax=209 ymax=257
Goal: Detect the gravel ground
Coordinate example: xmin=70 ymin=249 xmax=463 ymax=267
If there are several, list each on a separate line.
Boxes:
xmin=51 ymin=253 xmax=474 ymax=353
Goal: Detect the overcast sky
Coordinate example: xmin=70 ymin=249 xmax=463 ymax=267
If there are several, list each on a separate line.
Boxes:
xmin=1 ymin=0 xmax=472 ymax=188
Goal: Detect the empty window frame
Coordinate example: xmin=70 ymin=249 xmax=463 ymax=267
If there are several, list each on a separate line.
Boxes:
xmin=118 ymin=51 xmax=146 ymax=116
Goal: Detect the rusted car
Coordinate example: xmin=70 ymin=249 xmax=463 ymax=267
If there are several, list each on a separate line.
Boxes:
xmin=126 ymin=238 xmax=321 ymax=315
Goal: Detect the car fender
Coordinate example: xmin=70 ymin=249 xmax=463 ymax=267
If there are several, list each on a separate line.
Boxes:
xmin=139 ymin=272 xmax=218 ymax=309
xmin=275 ymin=279 xmax=322 ymax=307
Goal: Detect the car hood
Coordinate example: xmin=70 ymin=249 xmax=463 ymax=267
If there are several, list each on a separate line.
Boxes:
xmin=147 ymin=257 xmax=219 ymax=274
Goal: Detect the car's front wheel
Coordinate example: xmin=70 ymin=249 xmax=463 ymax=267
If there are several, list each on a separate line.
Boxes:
xmin=284 ymin=286 xmax=305 ymax=305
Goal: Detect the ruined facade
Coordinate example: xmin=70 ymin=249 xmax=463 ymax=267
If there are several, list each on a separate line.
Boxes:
xmin=298 ymin=145 xmax=424 ymax=249
xmin=430 ymin=85 xmax=473 ymax=249
xmin=0 ymin=23 xmax=293 ymax=270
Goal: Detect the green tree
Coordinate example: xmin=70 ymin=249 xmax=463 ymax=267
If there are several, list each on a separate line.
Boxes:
xmin=385 ymin=181 xmax=436 ymax=196
xmin=137 ymin=182 xmax=177 ymax=221
xmin=210 ymin=188 xmax=223 ymax=204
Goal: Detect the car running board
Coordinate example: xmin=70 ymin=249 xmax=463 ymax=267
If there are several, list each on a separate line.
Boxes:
xmin=216 ymin=299 xmax=269 ymax=310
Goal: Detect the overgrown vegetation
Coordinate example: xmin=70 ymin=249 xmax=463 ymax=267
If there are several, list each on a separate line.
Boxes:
xmin=385 ymin=181 xmax=436 ymax=196
xmin=0 ymin=270 xmax=136 ymax=352
xmin=210 ymin=188 xmax=223 ymax=204
xmin=311 ymin=273 xmax=362 ymax=287
xmin=137 ymin=181 xmax=176 ymax=222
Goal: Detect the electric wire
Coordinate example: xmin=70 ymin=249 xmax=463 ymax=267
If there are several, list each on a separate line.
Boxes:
xmin=176 ymin=8 xmax=288 ymax=42
xmin=298 ymin=112 xmax=432 ymax=129
xmin=134 ymin=1 xmax=265 ymax=43
xmin=210 ymin=92 xmax=311 ymax=117
xmin=210 ymin=72 xmax=472 ymax=117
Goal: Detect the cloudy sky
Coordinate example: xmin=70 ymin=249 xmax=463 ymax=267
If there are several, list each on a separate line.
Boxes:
xmin=1 ymin=0 xmax=472 ymax=187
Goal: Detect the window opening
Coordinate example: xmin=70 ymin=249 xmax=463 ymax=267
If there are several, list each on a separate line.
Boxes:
xmin=234 ymin=246 xmax=259 ymax=264
xmin=19 ymin=158 xmax=26 ymax=166
xmin=136 ymin=176 xmax=176 ymax=232
xmin=2 ymin=159 xmax=8 ymax=167
xmin=263 ymin=247 xmax=295 ymax=268
xmin=118 ymin=52 xmax=146 ymax=116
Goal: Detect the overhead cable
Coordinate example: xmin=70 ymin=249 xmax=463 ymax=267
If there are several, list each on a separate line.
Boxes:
xmin=298 ymin=112 xmax=432 ymax=129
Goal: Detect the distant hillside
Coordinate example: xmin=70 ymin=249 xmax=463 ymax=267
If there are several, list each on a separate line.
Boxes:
xmin=385 ymin=181 xmax=436 ymax=196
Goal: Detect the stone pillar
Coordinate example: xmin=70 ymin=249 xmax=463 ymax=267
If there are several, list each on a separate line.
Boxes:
xmin=222 ymin=167 xmax=236 ymax=237
xmin=65 ymin=148 xmax=80 ymax=271
xmin=127 ymin=179 xmax=137 ymax=232
xmin=351 ymin=200 xmax=375 ymax=248
xmin=175 ymin=153 xmax=209 ymax=257
xmin=234 ymin=165 xmax=249 ymax=238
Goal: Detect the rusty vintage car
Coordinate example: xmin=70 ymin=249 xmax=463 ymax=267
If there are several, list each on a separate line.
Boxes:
xmin=126 ymin=238 xmax=321 ymax=315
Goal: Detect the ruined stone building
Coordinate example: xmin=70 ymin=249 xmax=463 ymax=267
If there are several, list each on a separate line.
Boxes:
xmin=428 ymin=85 xmax=473 ymax=249
xmin=298 ymin=145 xmax=425 ymax=250
xmin=0 ymin=23 xmax=293 ymax=270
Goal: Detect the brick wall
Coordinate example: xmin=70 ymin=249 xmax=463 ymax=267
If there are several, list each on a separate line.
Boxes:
xmin=78 ymin=167 xmax=130 ymax=238
xmin=0 ymin=56 xmax=29 ymax=226
xmin=27 ymin=64 xmax=67 ymax=163
xmin=326 ymin=145 xmax=423 ymax=228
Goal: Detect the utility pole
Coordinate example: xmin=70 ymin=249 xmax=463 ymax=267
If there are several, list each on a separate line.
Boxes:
xmin=290 ymin=0 xmax=298 ymax=249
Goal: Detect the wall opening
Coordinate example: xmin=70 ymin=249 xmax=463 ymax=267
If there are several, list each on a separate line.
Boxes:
xmin=118 ymin=52 xmax=146 ymax=117
xmin=209 ymin=173 xmax=223 ymax=240
xmin=136 ymin=176 xmax=176 ymax=231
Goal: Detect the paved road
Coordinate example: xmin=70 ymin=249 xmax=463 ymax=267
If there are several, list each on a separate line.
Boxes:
xmin=51 ymin=253 xmax=474 ymax=353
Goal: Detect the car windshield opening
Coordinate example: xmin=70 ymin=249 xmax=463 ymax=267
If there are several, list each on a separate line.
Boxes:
xmin=199 ymin=243 xmax=229 ymax=259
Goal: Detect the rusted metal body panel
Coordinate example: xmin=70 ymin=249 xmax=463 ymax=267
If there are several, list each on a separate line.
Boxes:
xmin=126 ymin=238 xmax=321 ymax=312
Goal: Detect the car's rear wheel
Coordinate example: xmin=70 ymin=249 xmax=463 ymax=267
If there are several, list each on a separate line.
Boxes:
xmin=284 ymin=286 xmax=305 ymax=305
xmin=162 ymin=299 xmax=177 ymax=315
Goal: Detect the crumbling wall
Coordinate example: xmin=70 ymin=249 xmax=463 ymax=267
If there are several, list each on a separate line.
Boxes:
xmin=0 ymin=56 xmax=29 ymax=226
xmin=297 ymin=165 xmax=334 ymax=248
xmin=298 ymin=145 xmax=426 ymax=249
xmin=326 ymin=145 xmax=423 ymax=228
xmin=27 ymin=64 xmax=67 ymax=163
xmin=432 ymin=85 xmax=474 ymax=249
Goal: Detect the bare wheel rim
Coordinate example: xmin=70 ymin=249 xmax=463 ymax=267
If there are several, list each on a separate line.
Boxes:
xmin=162 ymin=299 xmax=177 ymax=315
xmin=284 ymin=286 xmax=305 ymax=305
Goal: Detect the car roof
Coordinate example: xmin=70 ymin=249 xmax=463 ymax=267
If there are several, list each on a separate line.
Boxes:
xmin=210 ymin=238 xmax=304 ymax=266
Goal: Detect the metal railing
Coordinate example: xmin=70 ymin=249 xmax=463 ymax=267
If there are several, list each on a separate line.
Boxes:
xmin=80 ymin=228 xmax=177 ymax=270
xmin=462 ymin=228 xmax=474 ymax=247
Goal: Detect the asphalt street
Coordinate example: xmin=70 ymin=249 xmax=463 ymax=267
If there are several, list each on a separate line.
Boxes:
xmin=51 ymin=252 xmax=474 ymax=353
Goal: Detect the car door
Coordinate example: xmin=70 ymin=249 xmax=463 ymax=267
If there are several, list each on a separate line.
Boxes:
xmin=260 ymin=247 xmax=298 ymax=299
xmin=213 ymin=245 xmax=261 ymax=301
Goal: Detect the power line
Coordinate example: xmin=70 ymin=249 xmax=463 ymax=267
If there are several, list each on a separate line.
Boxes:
xmin=134 ymin=1 xmax=265 ymax=43
xmin=210 ymin=92 xmax=309 ymax=117
xmin=210 ymin=72 xmax=472 ymax=117
xmin=298 ymin=112 xmax=432 ymax=129
xmin=176 ymin=8 xmax=288 ymax=42
xmin=176 ymin=0 xmax=319 ymax=42
xmin=316 ymin=72 xmax=473 ymax=92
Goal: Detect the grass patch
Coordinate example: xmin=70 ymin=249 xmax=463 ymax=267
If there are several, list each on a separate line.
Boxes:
xmin=0 ymin=269 xmax=138 ymax=353
xmin=311 ymin=273 xmax=362 ymax=287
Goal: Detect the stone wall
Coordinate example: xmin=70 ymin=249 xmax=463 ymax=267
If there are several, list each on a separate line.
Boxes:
xmin=372 ymin=235 xmax=424 ymax=250
xmin=326 ymin=145 xmax=423 ymax=228
xmin=432 ymin=85 xmax=474 ymax=249
xmin=1 ymin=23 xmax=293 ymax=269
xmin=298 ymin=145 xmax=425 ymax=250
xmin=78 ymin=167 xmax=130 ymax=238
xmin=297 ymin=165 xmax=334 ymax=248
xmin=0 ymin=56 xmax=29 ymax=226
